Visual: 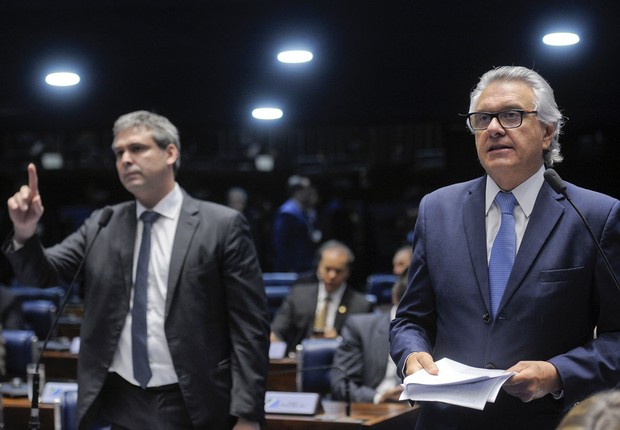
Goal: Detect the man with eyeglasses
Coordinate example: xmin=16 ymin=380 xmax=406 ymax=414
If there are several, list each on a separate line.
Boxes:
xmin=390 ymin=66 xmax=620 ymax=429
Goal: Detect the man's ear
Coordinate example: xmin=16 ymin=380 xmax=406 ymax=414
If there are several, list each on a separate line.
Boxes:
xmin=166 ymin=143 xmax=179 ymax=166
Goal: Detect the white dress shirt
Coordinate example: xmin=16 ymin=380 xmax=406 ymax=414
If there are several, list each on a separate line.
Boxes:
xmin=110 ymin=183 xmax=183 ymax=387
xmin=485 ymin=165 xmax=545 ymax=262
xmin=316 ymin=282 xmax=346 ymax=330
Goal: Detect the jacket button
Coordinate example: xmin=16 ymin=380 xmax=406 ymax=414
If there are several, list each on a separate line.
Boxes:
xmin=485 ymin=363 xmax=495 ymax=369
xmin=482 ymin=313 xmax=491 ymax=323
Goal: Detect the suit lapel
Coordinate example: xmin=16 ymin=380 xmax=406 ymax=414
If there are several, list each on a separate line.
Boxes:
xmin=335 ymin=287 xmax=353 ymax=329
xmin=497 ymin=182 xmax=564 ymax=313
xmin=118 ymin=203 xmax=137 ymax=299
xmin=462 ymin=178 xmax=491 ymax=311
xmin=166 ymin=192 xmax=200 ymax=318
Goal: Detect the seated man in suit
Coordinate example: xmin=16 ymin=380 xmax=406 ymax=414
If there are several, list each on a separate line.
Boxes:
xmin=0 ymin=285 xmax=24 ymax=377
xmin=270 ymin=240 xmax=373 ymax=354
xmin=331 ymin=274 xmax=407 ymax=403
xmin=0 ymin=286 xmax=24 ymax=330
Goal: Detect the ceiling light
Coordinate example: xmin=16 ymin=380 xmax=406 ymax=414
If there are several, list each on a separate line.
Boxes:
xmin=277 ymin=50 xmax=313 ymax=64
xmin=45 ymin=72 xmax=81 ymax=86
xmin=542 ymin=32 xmax=580 ymax=46
xmin=252 ymin=107 xmax=283 ymax=120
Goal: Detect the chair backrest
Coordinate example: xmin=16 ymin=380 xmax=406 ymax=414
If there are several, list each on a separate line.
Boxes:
xmin=263 ymin=272 xmax=299 ymax=320
xmin=296 ymin=337 xmax=341 ymax=395
xmin=3 ymin=329 xmax=38 ymax=378
xmin=8 ymin=286 xmax=66 ymax=309
xmin=22 ymin=300 xmax=57 ymax=339
xmin=263 ymin=272 xmax=299 ymax=286
xmin=365 ymin=274 xmax=398 ymax=306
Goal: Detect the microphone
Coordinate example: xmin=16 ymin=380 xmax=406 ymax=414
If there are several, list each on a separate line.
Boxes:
xmin=29 ymin=207 xmax=114 ymax=429
xmin=269 ymin=364 xmax=351 ymax=416
xmin=543 ymin=169 xmax=620 ymax=292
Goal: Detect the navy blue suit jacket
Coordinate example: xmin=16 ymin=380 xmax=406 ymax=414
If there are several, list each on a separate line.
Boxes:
xmin=390 ymin=175 xmax=620 ymax=429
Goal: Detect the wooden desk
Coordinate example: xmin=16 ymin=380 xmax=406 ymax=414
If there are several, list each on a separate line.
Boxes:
xmin=266 ymin=402 xmax=418 ymax=429
xmin=41 ymin=352 xmax=297 ymax=388
xmin=42 ymin=350 xmax=78 ymax=381
xmin=3 ymin=397 xmax=58 ymax=430
xmin=268 ymin=357 xmax=297 ymax=392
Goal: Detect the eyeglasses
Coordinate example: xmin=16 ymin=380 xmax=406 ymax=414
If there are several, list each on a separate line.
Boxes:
xmin=465 ymin=109 xmax=538 ymax=130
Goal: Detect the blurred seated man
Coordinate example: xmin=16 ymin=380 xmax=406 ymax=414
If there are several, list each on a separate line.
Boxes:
xmin=0 ymin=285 xmax=24 ymax=377
xmin=392 ymin=245 xmax=412 ymax=277
xmin=330 ymin=275 xmax=408 ymax=403
xmin=270 ymin=240 xmax=373 ymax=354
xmin=0 ymin=286 xmax=24 ymax=330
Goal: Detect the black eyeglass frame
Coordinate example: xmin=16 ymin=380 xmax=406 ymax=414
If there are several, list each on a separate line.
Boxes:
xmin=463 ymin=109 xmax=538 ymax=130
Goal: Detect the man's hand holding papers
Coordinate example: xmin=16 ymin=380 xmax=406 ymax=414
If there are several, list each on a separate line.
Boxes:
xmin=399 ymin=358 xmax=516 ymax=410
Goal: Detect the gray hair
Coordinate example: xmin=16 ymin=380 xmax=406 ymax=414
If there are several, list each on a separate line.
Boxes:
xmin=113 ymin=110 xmax=181 ymax=172
xmin=317 ymin=240 xmax=355 ymax=267
xmin=467 ymin=66 xmax=564 ymax=167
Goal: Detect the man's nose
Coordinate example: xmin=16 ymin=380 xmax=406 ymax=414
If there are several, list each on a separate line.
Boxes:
xmin=486 ymin=117 xmax=505 ymax=136
xmin=120 ymin=151 xmax=133 ymax=165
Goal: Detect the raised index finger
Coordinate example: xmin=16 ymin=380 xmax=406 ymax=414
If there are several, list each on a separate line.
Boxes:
xmin=27 ymin=163 xmax=39 ymax=199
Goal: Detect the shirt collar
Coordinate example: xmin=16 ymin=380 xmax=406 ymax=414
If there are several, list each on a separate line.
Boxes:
xmin=136 ymin=183 xmax=183 ymax=221
xmin=485 ymin=165 xmax=545 ymax=218
xmin=318 ymin=281 xmax=347 ymax=302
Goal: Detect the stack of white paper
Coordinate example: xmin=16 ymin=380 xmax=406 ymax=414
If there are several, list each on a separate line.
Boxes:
xmin=399 ymin=357 xmax=515 ymax=410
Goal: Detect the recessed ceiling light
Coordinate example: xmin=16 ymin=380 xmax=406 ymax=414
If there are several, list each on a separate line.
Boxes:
xmin=45 ymin=72 xmax=81 ymax=86
xmin=542 ymin=32 xmax=580 ymax=46
xmin=277 ymin=50 xmax=313 ymax=64
xmin=252 ymin=107 xmax=283 ymax=120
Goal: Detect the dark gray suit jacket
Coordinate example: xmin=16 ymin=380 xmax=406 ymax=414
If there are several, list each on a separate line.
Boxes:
xmin=331 ymin=311 xmax=391 ymax=402
xmin=390 ymin=176 xmax=620 ymax=429
xmin=3 ymin=190 xmax=270 ymax=429
xmin=271 ymin=282 xmax=373 ymax=353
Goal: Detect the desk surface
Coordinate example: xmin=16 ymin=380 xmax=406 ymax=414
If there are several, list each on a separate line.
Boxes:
xmin=43 ymin=352 xmax=298 ymax=389
xmin=266 ymin=402 xmax=418 ymax=429
xmin=3 ymin=396 xmax=57 ymax=430
xmin=42 ymin=350 xmax=78 ymax=381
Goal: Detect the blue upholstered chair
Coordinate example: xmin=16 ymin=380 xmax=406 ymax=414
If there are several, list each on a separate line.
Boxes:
xmin=3 ymin=329 xmax=38 ymax=378
xmin=21 ymin=300 xmax=57 ymax=340
xmin=59 ymin=386 xmax=111 ymax=430
xmin=296 ymin=337 xmax=342 ymax=395
xmin=262 ymin=272 xmax=299 ymax=286
xmin=263 ymin=272 xmax=299 ymax=321
xmin=8 ymin=286 xmax=66 ymax=309
xmin=365 ymin=274 xmax=398 ymax=306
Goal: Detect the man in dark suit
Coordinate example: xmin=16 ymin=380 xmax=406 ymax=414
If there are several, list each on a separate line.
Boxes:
xmin=390 ymin=66 xmax=620 ymax=429
xmin=272 ymin=175 xmax=321 ymax=273
xmin=4 ymin=111 xmax=269 ymax=429
xmin=330 ymin=275 xmax=407 ymax=403
xmin=0 ymin=286 xmax=24 ymax=377
xmin=270 ymin=240 xmax=372 ymax=354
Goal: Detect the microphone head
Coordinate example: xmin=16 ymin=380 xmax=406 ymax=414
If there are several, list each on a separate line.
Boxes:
xmin=543 ymin=169 xmax=567 ymax=194
xmin=98 ymin=207 xmax=114 ymax=227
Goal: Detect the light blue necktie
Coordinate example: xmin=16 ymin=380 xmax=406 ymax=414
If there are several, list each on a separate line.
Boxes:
xmin=488 ymin=192 xmax=517 ymax=319
xmin=132 ymin=210 xmax=159 ymax=388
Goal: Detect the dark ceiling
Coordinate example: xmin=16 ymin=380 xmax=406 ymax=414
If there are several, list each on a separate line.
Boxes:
xmin=1 ymin=0 xmax=619 ymax=134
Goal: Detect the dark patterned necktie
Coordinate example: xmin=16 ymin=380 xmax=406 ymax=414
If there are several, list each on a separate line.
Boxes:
xmin=132 ymin=210 xmax=159 ymax=388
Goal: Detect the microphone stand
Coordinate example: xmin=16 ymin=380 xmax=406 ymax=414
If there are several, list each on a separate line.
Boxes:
xmin=544 ymin=169 xmax=620 ymax=292
xmin=28 ymin=207 xmax=113 ymax=429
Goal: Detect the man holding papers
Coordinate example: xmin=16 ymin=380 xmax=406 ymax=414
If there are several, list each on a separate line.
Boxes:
xmin=390 ymin=66 xmax=620 ymax=429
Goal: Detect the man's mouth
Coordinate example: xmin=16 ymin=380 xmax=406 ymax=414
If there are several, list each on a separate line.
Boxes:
xmin=488 ymin=144 xmax=513 ymax=153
